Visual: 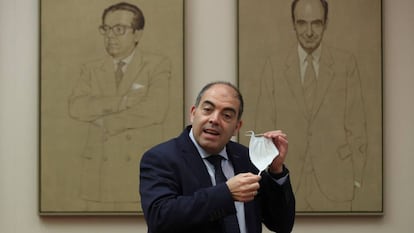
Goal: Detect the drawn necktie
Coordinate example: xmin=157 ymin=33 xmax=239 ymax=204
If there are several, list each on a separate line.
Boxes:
xmin=115 ymin=61 xmax=126 ymax=88
xmin=303 ymin=55 xmax=317 ymax=115
xmin=206 ymin=155 xmax=240 ymax=233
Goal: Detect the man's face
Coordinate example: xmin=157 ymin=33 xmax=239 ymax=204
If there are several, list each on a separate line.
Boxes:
xmin=293 ymin=0 xmax=326 ymax=54
xmin=102 ymin=10 xmax=142 ymax=59
xmin=190 ymin=84 xmax=243 ymax=155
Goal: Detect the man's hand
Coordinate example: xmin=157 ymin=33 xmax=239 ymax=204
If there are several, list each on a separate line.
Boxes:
xmin=263 ymin=130 xmax=288 ymax=174
xmin=226 ymin=173 xmax=261 ymax=202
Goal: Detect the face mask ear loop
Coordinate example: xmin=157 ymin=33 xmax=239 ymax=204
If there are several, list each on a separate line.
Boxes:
xmin=245 ymin=131 xmax=254 ymax=137
xmin=245 ymin=131 xmax=264 ymax=137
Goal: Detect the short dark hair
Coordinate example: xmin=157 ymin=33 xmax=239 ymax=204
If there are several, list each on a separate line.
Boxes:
xmin=102 ymin=2 xmax=145 ymax=30
xmin=195 ymin=81 xmax=244 ymax=120
xmin=291 ymin=0 xmax=328 ymax=23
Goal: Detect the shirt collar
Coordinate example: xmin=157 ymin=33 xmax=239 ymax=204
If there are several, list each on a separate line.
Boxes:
xmin=113 ymin=48 xmax=136 ymax=66
xmin=297 ymin=44 xmax=322 ymax=65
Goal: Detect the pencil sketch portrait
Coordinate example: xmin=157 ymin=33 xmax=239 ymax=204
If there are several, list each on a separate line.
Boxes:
xmin=40 ymin=0 xmax=184 ymax=215
xmin=238 ymin=0 xmax=382 ymax=214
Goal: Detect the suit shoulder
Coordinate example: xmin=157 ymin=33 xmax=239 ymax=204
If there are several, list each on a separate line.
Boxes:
xmin=227 ymin=141 xmax=249 ymax=154
xmin=263 ymin=46 xmax=297 ymax=67
xmin=144 ymin=137 xmax=177 ymax=155
xmin=325 ymin=46 xmax=356 ymax=60
xmin=79 ymin=57 xmax=108 ymax=72
xmin=142 ymin=132 xmax=188 ymax=160
xmin=83 ymin=56 xmax=107 ymax=66
xmin=320 ymin=46 xmax=359 ymax=70
xmin=139 ymin=49 xmax=171 ymax=64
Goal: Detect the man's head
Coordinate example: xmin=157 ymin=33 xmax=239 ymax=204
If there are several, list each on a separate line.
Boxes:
xmin=190 ymin=82 xmax=244 ymax=154
xmin=99 ymin=2 xmax=145 ymax=59
xmin=291 ymin=0 xmax=328 ymax=54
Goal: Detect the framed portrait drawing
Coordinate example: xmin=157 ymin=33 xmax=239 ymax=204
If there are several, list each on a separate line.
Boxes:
xmin=39 ymin=0 xmax=184 ymax=215
xmin=238 ymin=0 xmax=383 ymax=215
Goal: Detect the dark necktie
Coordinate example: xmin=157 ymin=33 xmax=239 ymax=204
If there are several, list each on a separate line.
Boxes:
xmin=303 ymin=55 xmax=317 ymax=115
xmin=115 ymin=61 xmax=126 ymax=88
xmin=206 ymin=155 xmax=240 ymax=233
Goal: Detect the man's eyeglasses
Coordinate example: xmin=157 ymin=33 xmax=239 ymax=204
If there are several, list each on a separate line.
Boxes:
xmin=99 ymin=24 xmax=134 ymax=36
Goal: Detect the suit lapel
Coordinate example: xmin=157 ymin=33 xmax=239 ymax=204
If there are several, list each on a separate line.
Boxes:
xmin=284 ymin=50 xmax=308 ymax=120
xmin=118 ymin=49 xmax=145 ymax=95
xmin=283 ymin=47 xmax=335 ymax=121
xmin=177 ymin=128 xmax=213 ymax=187
xmin=96 ymin=49 xmax=146 ymax=96
xmin=227 ymin=150 xmax=244 ymax=174
xmin=98 ymin=58 xmax=117 ymax=95
xmin=311 ymin=47 xmax=334 ymax=120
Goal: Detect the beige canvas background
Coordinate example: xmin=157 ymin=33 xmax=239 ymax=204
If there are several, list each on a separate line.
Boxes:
xmin=238 ymin=0 xmax=382 ymax=214
xmin=40 ymin=0 xmax=184 ymax=214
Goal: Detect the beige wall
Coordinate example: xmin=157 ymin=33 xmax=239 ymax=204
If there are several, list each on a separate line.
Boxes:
xmin=0 ymin=0 xmax=413 ymax=232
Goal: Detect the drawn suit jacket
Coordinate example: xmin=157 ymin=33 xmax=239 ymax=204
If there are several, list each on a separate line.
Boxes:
xmin=255 ymin=45 xmax=367 ymax=202
xmin=139 ymin=126 xmax=295 ymax=233
xmin=69 ymin=48 xmax=171 ymax=203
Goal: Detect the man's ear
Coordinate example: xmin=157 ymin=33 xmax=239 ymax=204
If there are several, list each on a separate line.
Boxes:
xmin=134 ymin=30 xmax=144 ymax=43
xmin=323 ymin=18 xmax=328 ymax=30
xmin=233 ymin=120 xmax=243 ymax=136
xmin=189 ymin=106 xmax=196 ymax=123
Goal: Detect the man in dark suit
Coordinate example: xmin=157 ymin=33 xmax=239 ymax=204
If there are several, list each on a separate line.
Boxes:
xmin=255 ymin=0 xmax=367 ymax=211
xmin=140 ymin=81 xmax=295 ymax=233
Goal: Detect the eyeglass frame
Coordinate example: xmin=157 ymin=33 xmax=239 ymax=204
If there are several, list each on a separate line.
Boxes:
xmin=98 ymin=24 xmax=136 ymax=36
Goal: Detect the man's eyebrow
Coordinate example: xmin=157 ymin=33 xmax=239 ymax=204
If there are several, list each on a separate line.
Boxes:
xmin=201 ymin=100 xmax=237 ymax=114
xmin=201 ymin=100 xmax=214 ymax=107
xmin=296 ymin=19 xmax=324 ymax=24
xmin=223 ymin=107 xmax=237 ymax=115
xmin=312 ymin=19 xmax=324 ymax=24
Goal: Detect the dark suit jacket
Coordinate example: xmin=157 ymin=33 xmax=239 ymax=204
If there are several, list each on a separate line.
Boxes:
xmin=140 ymin=126 xmax=295 ymax=233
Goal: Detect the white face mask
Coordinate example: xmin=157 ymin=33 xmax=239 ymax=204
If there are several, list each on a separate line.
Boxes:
xmin=246 ymin=131 xmax=279 ymax=174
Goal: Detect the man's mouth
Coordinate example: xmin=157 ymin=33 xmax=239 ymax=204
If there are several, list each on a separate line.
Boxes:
xmin=203 ymin=128 xmax=220 ymax=136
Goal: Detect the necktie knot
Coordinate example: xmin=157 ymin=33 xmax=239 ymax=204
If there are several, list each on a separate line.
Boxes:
xmin=206 ymin=154 xmax=224 ymax=168
xmin=306 ymin=54 xmax=313 ymax=63
xmin=117 ymin=60 xmax=126 ymax=68
xmin=206 ymin=155 xmax=227 ymax=184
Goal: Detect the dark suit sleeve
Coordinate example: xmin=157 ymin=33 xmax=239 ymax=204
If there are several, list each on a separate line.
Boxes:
xmin=259 ymin=167 xmax=295 ymax=233
xmin=139 ymin=146 xmax=237 ymax=233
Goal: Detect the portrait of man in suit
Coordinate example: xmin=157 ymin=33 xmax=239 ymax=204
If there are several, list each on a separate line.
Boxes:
xmin=68 ymin=1 xmax=172 ymax=212
xmin=40 ymin=0 xmax=183 ymax=214
xmin=238 ymin=0 xmax=382 ymax=213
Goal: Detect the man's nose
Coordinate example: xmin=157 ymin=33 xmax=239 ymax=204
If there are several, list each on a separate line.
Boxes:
xmin=106 ymin=28 xmax=117 ymax=38
xmin=306 ymin=23 xmax=313 ymax=36
xmin=209 ymin=112 xmax=219 ymax=123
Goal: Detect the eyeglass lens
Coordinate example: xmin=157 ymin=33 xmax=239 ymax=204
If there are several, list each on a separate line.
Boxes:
xmin=99 ymin=25 xmax=130 ymax=36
